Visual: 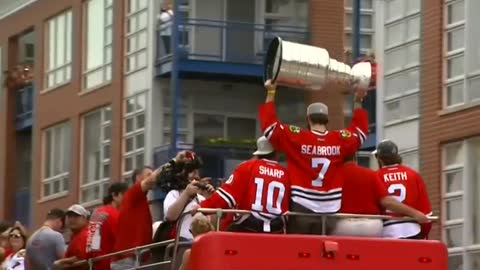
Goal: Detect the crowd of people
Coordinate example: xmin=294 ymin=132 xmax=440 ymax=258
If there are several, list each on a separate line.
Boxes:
xmin=0 ymin=81 xmax=433 ymax=270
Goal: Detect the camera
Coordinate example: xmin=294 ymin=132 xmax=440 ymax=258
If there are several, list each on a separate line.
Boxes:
xmin=156 ymin=151 xmax=203 ymax=192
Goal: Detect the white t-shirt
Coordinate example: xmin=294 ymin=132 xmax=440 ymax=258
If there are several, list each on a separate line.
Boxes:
xmin=158 ymin=10 xmax=173 ymax=35
xmin=164 ymin=190 xmax=205 ymax=240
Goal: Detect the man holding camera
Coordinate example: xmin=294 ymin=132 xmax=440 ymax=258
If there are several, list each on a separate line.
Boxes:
xmin=163 ymin=151 xmax=215 ymax=241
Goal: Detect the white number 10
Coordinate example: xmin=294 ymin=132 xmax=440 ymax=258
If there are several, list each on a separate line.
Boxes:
xmin=311 ymin=157 xmax=331 ymax=187
xmin=251 ymin=177 xmax=286 ymax=215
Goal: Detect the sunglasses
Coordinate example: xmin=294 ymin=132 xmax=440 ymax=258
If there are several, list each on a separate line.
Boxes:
xmin=9 ymin=234 xmax=22 ymax=239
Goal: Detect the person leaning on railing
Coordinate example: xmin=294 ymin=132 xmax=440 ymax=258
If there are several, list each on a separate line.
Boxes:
xmin=53 ymin=205 xmax=90 ymax=270
xmin=373 ymin=140 xmax=433 ymax=240
xmin=334 ymin=155 xmax=429 ymax=237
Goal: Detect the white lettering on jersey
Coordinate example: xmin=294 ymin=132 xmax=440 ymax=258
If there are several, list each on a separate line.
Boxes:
xmin=300 ymin=145 xmax=341 ymax=156
xmin=383 ymin=172 xmax=408 ymax=182
xmin=259 ymin=166 xmax=285 ymax=179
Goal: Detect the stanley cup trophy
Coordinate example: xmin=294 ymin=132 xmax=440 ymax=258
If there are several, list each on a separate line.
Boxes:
xmin=263 ymin=37 xmax=372 ymax=91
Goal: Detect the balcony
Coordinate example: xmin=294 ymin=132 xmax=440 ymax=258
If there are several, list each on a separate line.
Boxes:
xmin=155 ymin=18 xmax=309 ymax=78
xmin=16 ymin=84 xmax=34 ymax=131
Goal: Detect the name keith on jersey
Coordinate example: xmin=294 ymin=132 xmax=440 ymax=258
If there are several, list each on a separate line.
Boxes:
xmin=383 ymin=172 xmax=408 ymax=182
xmin=301 ymin=145 xmax=341 ymax=156
xmin=259 ymin=166 xmax=284 ymax=178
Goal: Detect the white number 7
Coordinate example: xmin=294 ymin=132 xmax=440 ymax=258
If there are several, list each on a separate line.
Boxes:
xmin=311 ymin=157 xmax=331 ymax=187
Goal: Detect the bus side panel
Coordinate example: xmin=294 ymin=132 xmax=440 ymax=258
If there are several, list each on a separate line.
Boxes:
xmin=188 ymin=232 xmax=448 ymax=270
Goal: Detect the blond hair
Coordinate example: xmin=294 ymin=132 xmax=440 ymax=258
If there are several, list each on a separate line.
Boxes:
xmin=190 ymin=213 xmax=214 ymax=237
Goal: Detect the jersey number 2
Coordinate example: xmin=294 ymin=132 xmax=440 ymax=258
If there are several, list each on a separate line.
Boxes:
xmin=387 ymin=183 xmax=407 ymax=213
xmin=252 ymin=178 xmax=286 ymax=215
xmin=311 ymin=158 xmax=331 ymax=187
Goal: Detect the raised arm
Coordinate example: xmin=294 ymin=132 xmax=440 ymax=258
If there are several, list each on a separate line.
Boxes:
xmin=258 ymin=80 xmax=291 ymax=152
xmin=341 ymin=90 xmax=369 ymax=156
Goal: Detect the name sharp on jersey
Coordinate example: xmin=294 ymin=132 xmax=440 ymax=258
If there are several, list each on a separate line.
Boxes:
xmin=259 ymin=165 xmax=285 ymax=179
xmin=301 ymin=145 xmax=341 ymax=156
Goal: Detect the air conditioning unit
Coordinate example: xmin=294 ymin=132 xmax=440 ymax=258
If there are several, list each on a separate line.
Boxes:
xmin=357 ymin=151 xmax=378 ymax=170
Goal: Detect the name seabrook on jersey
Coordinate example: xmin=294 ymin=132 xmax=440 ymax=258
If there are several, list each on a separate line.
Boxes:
xmin=259 ymin=166 xmax=285 ymax=179
xmin=301 ymin=145 xmax=341 ymax=156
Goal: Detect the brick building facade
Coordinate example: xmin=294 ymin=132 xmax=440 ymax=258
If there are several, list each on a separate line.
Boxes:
xmin=0 ymin=0 xmax=362 ymax=229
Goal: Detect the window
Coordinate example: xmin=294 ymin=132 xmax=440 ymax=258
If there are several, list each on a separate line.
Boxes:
xmin=81 ymin=107 xmax=112 ymax=205
xmin=125 ymin=0 xmax=148 ymax=73
xmin=442 ymin=138 xmax=480 ymax=270
xmin=384 ymin=93 xmax=419 ymax=123
xmin=123 ymin=93 xmax=146 ymax=176
xmin=385 ymin=16 xmax=420 ymax=49
xmin=344 ymin=13 xmax=373 ymax=30
xmin=384 ymin=68 xmax=420 ymax=98
xmin=344 ymin=0 xmax=373 ymax=10
xmin=443 ymin=0 xmax=480 ymax=108
xmin=384 ymin=42 xmax=420 ymax=74
xmin=264 ymin=0 xmax=309 ymax=28
xmin=193 ymin=114 xmax=224 ymax=144
xmin=84 ymin=0 xmax=113 ymax=90
xmin=193 ymin=113 xmax=257 ymax=145
xmin=42 ymin=122 xmax=71 ymax=199
xmin=384 ymin=0 xmax=420 ymax=23
xmin=45 ymin=10 xmax=73 ymax=89
xmin=344 ymin=33 xmax=373 ymax=51
xmin=382 ymin=1 xmax=421 ymax=125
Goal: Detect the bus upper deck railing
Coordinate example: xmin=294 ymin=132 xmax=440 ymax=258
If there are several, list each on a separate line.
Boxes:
xmin=65 ymin=208 xmax=439 ymax=270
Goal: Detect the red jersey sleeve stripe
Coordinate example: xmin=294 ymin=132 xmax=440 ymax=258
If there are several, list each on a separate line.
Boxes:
xmin=217 ymin=188 xmax=236 ymax=208
xmin=264 ymin=123 xmax=277 ymax=139
xmin=355 ymin=127 xmax=367 ymax=144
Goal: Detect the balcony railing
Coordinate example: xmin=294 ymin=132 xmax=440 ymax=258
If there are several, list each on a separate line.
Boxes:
xmin=156 ymin=18 xmax=309 ymax=66
xmin=16 ymin=84 xmax=34 ymax=130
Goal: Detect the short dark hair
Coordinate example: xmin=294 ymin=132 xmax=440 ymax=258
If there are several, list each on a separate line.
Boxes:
xmin=307 ymin=113 xmax=329 ymax=125
xmin=378 ymin=154 xmax=402 ymax=166
xmin=257 ymin=152 xmax=276 ymax=160
xmin=131 ymin=165 xmax=154 ymax=185
xmin=103 ymin=182 xmax=129 ymax=205
xmin=46 ymin=208 xmax=66 ymax=224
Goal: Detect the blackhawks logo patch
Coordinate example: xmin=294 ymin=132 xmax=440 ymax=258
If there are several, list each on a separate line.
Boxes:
xmin=340 ymin=130 xmax=352 ymax=138
xmin=289 ymin=125 xmax=301 ymax=134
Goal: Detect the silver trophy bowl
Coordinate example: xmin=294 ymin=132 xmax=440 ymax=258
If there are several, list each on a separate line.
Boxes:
xmin=264 ymin=37 xmax=372 ymax=91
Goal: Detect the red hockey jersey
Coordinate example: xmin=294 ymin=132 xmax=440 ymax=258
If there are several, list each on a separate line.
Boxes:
xmin=259 ymin=101 xmax=369 ymax=213
xmin=377 ymin=164 xmax=432 ymax=238
xmin=201 ymin=158 xmax=290 ymax=231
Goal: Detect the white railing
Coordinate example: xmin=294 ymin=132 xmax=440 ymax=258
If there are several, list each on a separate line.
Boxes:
xmin=66 ymin=209 xmax=439 ymax=270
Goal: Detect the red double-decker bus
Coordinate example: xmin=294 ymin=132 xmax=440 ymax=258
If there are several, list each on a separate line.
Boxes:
xmin=188 ymin=232 xmax=448 ymax=270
